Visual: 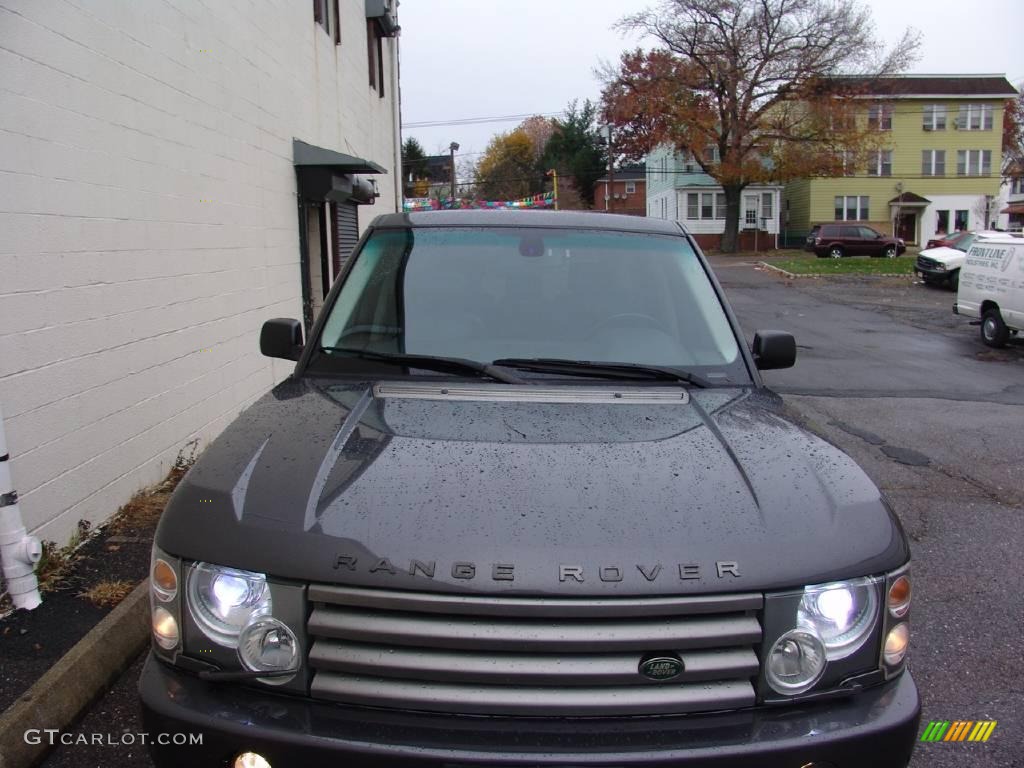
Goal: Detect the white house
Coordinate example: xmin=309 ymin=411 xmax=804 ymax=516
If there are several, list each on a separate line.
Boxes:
xmin=646 ymin=145 xmax=782 ymax=250
xmin=0 ymin=0 xmax=402 ymax=548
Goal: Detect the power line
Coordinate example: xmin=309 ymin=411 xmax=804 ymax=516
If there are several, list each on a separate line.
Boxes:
xmin=402 ymin=110 xmax=566 ymax=129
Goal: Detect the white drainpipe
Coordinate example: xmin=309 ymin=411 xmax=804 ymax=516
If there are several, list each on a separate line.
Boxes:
xmin=0 ymin=404 xmax=42 ymax=611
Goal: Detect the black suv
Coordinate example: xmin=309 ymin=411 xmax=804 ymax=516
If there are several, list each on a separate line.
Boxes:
xmin=141 ymin=211 xmax=919 ymax=768
xmin=806 ymin=223 xmax=906 ymax=258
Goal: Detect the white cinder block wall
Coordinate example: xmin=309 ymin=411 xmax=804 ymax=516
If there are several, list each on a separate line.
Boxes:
xmin=0 ymin=0 xmax=401 ymax=546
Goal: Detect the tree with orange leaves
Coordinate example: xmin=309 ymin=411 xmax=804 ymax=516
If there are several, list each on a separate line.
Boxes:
xmin=601 ymin=0 xmax=919 ymax=252
xmin=1003 ymin=86 xmax=1023 ymax=178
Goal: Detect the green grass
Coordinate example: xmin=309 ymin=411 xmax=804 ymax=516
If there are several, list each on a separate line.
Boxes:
xmin=764 ymin=253 xmax=916 ymax=276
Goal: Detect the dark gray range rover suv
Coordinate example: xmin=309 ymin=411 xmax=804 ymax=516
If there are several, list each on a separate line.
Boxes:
xmin=141 ymin=211 xmax=919 ymax=767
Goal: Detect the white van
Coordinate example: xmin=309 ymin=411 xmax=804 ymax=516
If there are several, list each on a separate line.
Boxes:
xmin=955 ymin=236 xmax=1024 ymax=347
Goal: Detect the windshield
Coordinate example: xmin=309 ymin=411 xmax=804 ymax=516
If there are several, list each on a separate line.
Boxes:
xmin=314 ymin=227 xmax=746 ymax=382
xmin=954 ymin=233 xmax=977 ymax=252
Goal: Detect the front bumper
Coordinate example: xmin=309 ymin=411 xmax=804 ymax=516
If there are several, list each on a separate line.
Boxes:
xmin=139 ymin=654 xmax=920 ymax=767
xmin=915 ymin=264 xmax=949 ymax=280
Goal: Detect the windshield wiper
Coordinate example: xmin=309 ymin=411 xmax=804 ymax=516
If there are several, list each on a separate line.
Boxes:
xmin=320 ymin=347 xmax=526 ymax=384
xmin=491 ymin=358 xmax=710 ymax=388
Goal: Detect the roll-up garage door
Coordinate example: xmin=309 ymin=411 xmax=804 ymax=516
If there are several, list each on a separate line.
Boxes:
xmin=334 ymin=201 xmax=359 ymax=277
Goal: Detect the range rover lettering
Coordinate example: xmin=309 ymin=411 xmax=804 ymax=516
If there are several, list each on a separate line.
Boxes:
xmin=141 ymin=211 xmax=919 ymax=767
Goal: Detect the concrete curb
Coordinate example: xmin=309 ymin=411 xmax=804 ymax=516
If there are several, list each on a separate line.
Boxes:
xmin=757 ymin=262 xmax=918 ymax=280
xmin=758 ymin=262 xmax=803 ymax=278
xmin=0 ymin=579 xmax=149 ymax=768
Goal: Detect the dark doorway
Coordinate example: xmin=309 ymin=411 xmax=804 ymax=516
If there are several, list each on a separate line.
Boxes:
xmin=896 ymin=212 xmax=918 ymax=244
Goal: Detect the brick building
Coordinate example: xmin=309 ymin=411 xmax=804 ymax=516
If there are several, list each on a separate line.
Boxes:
xmin=593 ymin=166 xmax=647 ymax=215
xmin=0 ymin=0 xmax=401 ymax=546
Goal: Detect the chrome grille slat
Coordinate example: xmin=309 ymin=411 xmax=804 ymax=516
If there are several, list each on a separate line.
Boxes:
xmin=308 ymin=606 xmax=760 ymax=651
xmin=309 ymin=640 xmax=759 ymax=685
xmin=311 ymin=674 xmax=754 ymax=716
xmin=306 ymin=587 xmax=763 ymax=716
xmin=309 ymin=584 xmax=763 ymax=617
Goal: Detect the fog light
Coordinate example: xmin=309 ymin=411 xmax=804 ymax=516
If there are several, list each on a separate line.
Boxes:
xmin=152 ymin=606 xmax=179 ymax=650
xmin=233 ymin=752 xmax=271 ymax=768
xmin=152 ymin=559 xmax=177 ymax=602
xmin=884 ymin=623 xmax=909 ymax=666
xmin=888 ymin=575 xmax=911 ymax=618
xmin=766 ymin=628 xmax=826 ymax=694
xmin=238 ymin=617 xmax=298 ymax=679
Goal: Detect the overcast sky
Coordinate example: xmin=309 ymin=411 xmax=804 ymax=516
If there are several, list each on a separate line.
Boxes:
xmin=397 ymin=0 xmax=1024 ymax=160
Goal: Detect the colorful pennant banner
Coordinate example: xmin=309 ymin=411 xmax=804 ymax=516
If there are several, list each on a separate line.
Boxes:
xmin=403 ymin=192 xmax=556 ymax=212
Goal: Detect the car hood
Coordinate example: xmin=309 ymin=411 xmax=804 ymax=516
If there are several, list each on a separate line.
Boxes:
xmin=157 ymin=378 xmax=908 ymax=596
xmin=919 ymin=245 xmax=965 ymax=264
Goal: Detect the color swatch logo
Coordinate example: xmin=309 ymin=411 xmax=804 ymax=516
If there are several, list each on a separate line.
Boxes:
xmin=920 ymin=720 xmax=997 ymax=742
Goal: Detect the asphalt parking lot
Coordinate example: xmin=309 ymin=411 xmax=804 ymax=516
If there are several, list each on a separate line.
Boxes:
xmin=40 ymin=257 xmax=1023 ymax=768
xmin=713 ymin=256 xmax=1024 ymax=768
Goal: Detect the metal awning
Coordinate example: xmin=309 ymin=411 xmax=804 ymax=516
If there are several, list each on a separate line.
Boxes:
xmin=293 ymin=139 xmax=387 ymax=174
xmin=1000 ymin=202 xmax=1024 ymax=215
xmin=293 ymin=139 xmax=386 ymax=203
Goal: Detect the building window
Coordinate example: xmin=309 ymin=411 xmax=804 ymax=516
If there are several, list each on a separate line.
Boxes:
xmin=625 ymin=181 xmax=636 ymax=194
xmin=701 ymin=193 xmax=714 ymax=219
xmin=761 ymin=192 xmax=773 ymax=221
xmin=834 ymin=195 xmax=870 ymax=221
xmin=1011 ymin=176 xmax=1024 ymax=195
xmin=314 ymin=0 xmax=341 ymax=42
xmin=868 ymin=104 xmax=892 ymax=130
xmin=922 ymin=150 xmax=946 ymax=176
xmin=922 ymin=104 xmax=946 ymax=131
xmin=867 ymin=150 xmax=892 ymax=177
xmin=702 ymin=146 xmax=720 ymax=164
xmin=838 ymin=150 xmax=856 ymax=176
xmin=957 ymin=149 xmax=992 ymax=176
xmin=936 ymin=210 xmax=949 ymax=234
xmin=687 ymin=191 xmax=728 ymax=219
xmin=367 ymin=20 xmax=386 ymax=96
xmin=367 ymin=20 xmax=377 ymax=89
xmin=957 ymin=104 xmax=993 ymax=131
xmin=954 ymin=210 xmax=969 ymax=230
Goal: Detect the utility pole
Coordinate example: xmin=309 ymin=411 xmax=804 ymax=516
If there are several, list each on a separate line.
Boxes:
xmin=546 ymin=169 xmax=559 ymax=210
xmin=449 ymin=141 xmax=459 ymax=201
xmin=606 ymin=124 xmax=614 ymax=212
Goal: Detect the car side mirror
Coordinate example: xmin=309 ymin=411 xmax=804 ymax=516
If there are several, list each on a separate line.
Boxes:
xmin=260 ymin=318 xmax=304 ymax=360
xmin=752 ymin=330 xmax=796 ymax=370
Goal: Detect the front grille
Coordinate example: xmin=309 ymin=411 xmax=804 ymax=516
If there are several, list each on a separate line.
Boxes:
xmin=917 ymin=256 xmax=939 ymax=270
xmin=307 ymin=584 xmax=763 ymax=716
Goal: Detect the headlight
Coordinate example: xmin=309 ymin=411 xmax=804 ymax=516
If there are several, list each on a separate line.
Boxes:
xmin=798 ymin=578 xmax=879 ymax=660
xmin=152 ymin=606 xmax=180 ymax=650
xmin=884 ymin=623 xmax=910 ymax=666
xmin=187 ymin=562 xmax=270 ymax=647
xmin=152 ymin=558 xmax=178 ymax=602
xmin=766 ymin=628 xmax=827 ymax=694
xmin=238 ymin=617 xmax=299 ymax=681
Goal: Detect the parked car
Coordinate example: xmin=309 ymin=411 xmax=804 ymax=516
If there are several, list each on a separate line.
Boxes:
xmin=141 ymin=211 xmax=919 ymax=768
xmin=915 ymin=231 xmax=1010 ymax=290
xmin=925 ymin=229 xmax=973 ymax=250
xmin=954 ymin=234 xmax=1024 ymax=347
xmin=805 ymin=223 xmax=906 ymax=258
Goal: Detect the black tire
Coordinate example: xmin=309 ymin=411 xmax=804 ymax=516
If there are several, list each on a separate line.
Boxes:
xmin=949 ymin=269 xmax=959 ymax=291
xmin=981 ymin=308 xmax=1009 ymax=348
xmin=883 ymin=245 xmax=897 ymax=259
xmin=828 ymin=245 xmax=843 ymax=259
